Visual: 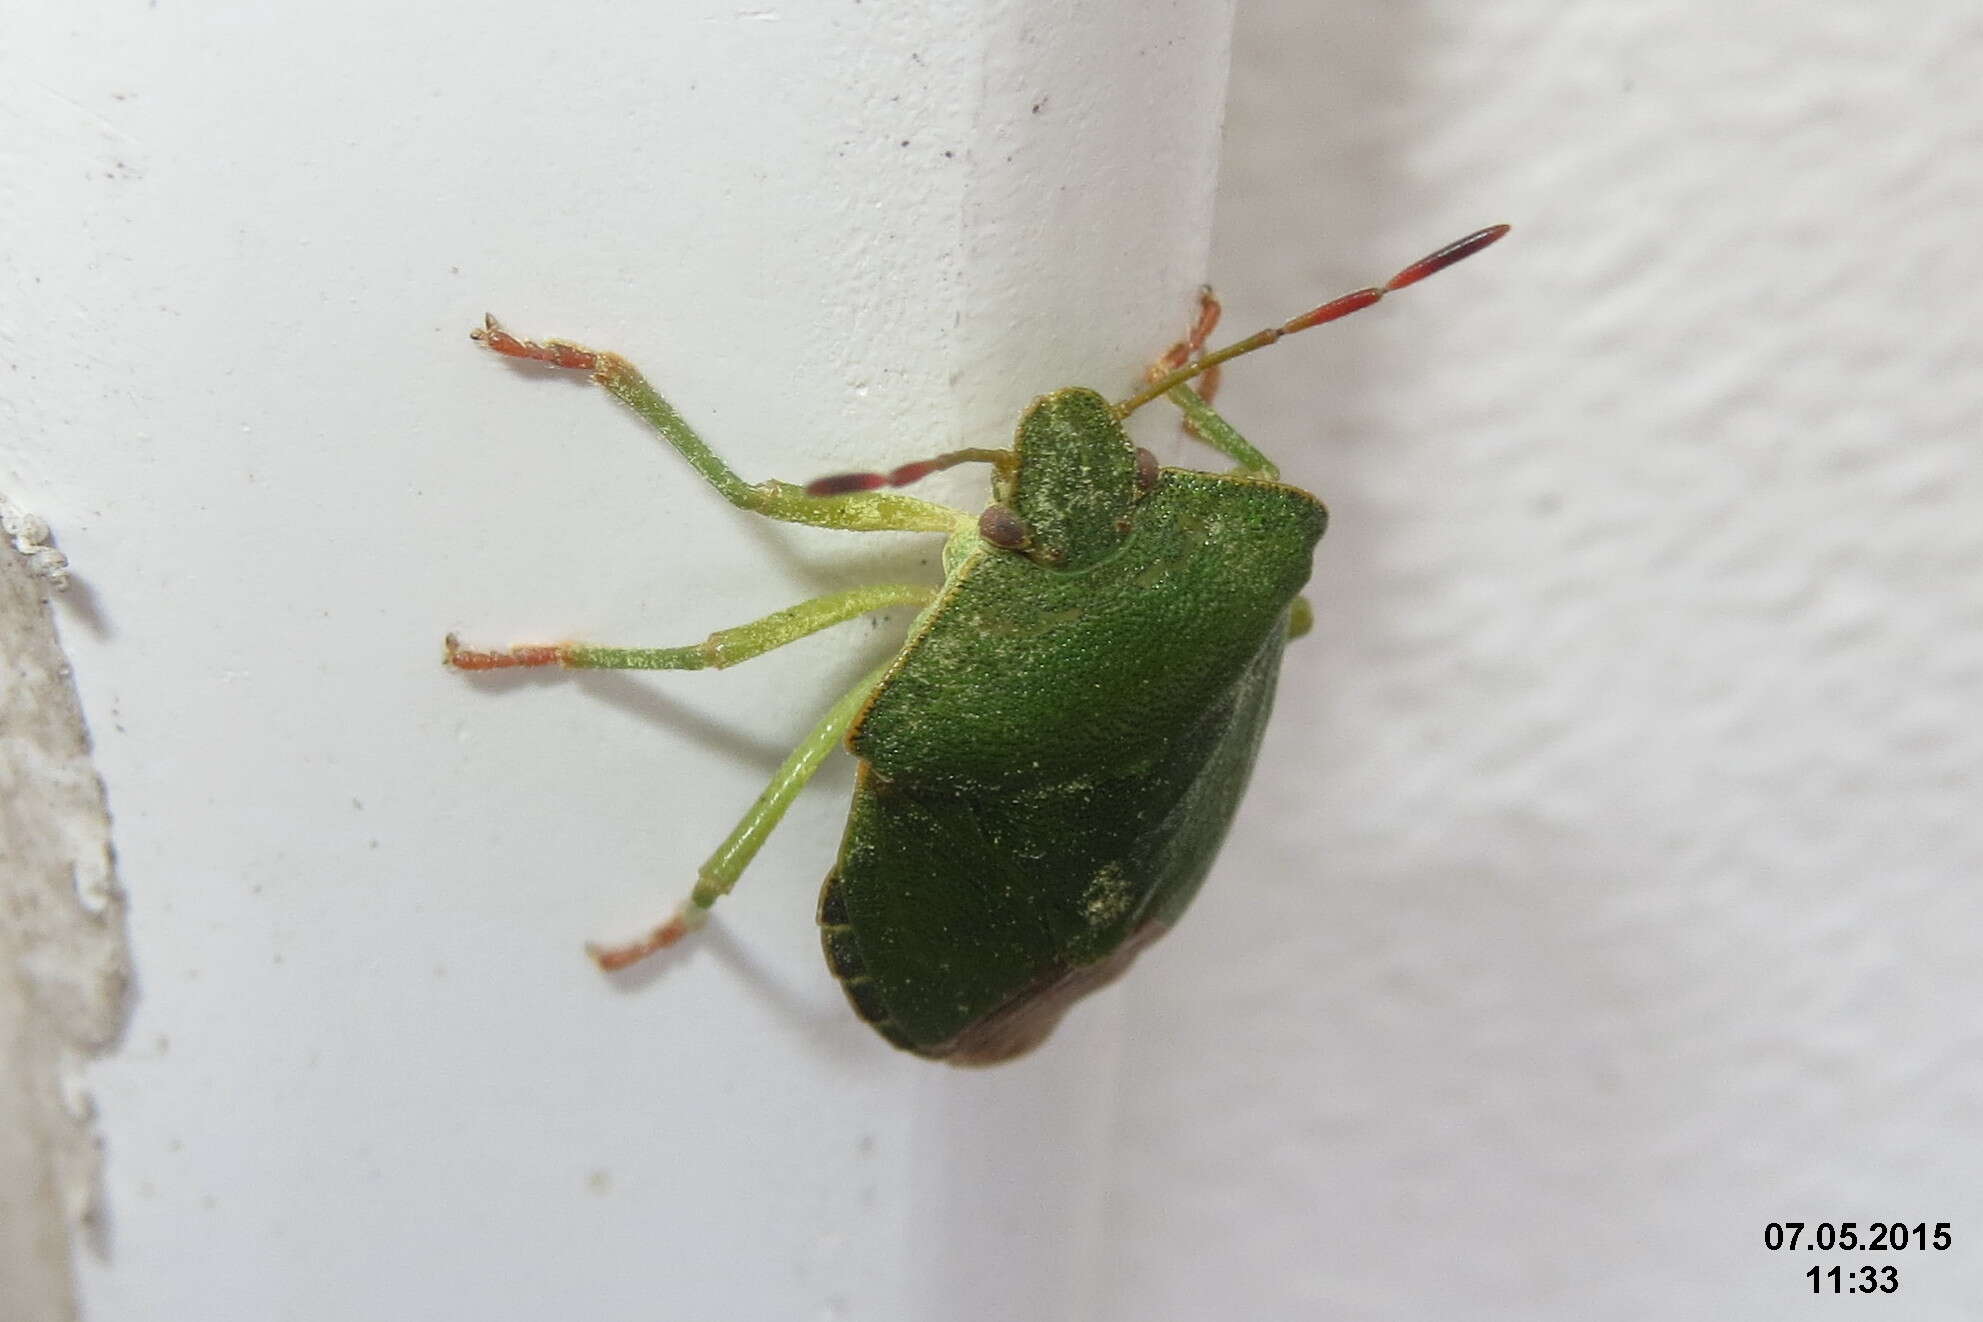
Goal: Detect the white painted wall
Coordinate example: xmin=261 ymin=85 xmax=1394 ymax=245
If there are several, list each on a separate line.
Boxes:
xmin=3 ymin=3 xmax=1232 ymax=1320
xmin=1102 ymin=4 xmax=1983 ymax=1319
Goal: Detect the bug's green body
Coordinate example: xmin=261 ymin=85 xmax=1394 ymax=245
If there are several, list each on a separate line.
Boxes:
xmin=447 ymin=225 xmax=1503 ymax=1064
xmin=826 ymin=390 xmax=1324 ymax=1060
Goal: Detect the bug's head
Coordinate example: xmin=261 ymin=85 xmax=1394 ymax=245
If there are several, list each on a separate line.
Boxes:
xmin=978 ymin=387 xmax=1160 ymax=569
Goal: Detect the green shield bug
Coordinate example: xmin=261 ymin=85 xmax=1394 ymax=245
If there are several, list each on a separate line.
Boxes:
xmin=447 ymin=225 xmax=1508 ymax=1063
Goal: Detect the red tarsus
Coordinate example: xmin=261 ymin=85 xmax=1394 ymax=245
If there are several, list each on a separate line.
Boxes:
xmin=587 ymin=914 xmax=691 ymax=971
xmin=473 ymin=316 xmax=600 ymax=372
xmin=444 ymin=635 xmax=564 ymax=670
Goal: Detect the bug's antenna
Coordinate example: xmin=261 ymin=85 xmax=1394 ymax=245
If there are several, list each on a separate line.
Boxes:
xmin=804 ymin=448 xmax=1014 ymax=497
xmin=1114 ymin=224 xmax=1510 ymax=418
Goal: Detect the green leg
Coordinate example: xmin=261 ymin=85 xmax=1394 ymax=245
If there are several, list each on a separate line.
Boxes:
xmin=444 ymin=583 xmax=936 ymax=671
xmin=1165 ymin=384 xmax=1280 ymax=481
xmin=475 ymin=318 xmax=973 ymax=536
xmin=446 ymin=585 xmax=928 ymax=968
xmin=587 ymin=659 xmax=893 ymax=970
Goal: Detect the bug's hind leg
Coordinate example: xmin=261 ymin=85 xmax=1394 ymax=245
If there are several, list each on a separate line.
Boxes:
xmin=1288 ymin=595 xmax=1314 ymax=640
xmin=583 ymin=658 xmax=894 ymax=971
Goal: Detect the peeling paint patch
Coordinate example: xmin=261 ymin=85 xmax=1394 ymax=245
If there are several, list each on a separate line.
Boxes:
xmin=0 ymin=544 xmax=131 ymax=1321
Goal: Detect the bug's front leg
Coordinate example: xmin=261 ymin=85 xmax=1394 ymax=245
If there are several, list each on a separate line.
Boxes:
xmin=474 ymin=317 xmax=974 ymax=536
xmin=1147 ymin=285 xmax=1225 ymax=408
xmin=1143 ymin=291 xmax=1280 ymax=480
xmin=1162 ymin=384 xmax=1281 ymax=481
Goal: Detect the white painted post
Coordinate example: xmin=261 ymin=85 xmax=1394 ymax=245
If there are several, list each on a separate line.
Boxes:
xmin=4 ymin=3 xmax=1234 ymax=1319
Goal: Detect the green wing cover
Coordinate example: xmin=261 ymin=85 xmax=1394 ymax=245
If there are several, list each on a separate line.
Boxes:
xmin=822 ymin=634 xmax=1287 ymax=1055
xmin=821 ymin=471 xmax=1324 ymax=1056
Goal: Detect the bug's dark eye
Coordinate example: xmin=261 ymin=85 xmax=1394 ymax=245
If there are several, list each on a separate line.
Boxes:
xmin=978 ymin=504 xmax=1030 ymax=549
xmin=1133 ymin=447 xmax=1161 ymax=495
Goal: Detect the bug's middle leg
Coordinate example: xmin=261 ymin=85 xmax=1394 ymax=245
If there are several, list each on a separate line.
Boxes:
xmin=444 ymin=583 xmax=936 ymax=672
xmin=583 ymin=658 xmax=893 ymax=970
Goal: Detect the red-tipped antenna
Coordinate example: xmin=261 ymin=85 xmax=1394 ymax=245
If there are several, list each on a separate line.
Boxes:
xmin=1115 ymin=223 xmax=1510 ymax=417
xmin=803 ymin=447 xmax=1013 ymax=498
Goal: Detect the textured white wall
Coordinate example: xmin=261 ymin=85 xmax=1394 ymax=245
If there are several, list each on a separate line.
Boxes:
xmin=1102 ymin=4 xmax=1983 ymax=1319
